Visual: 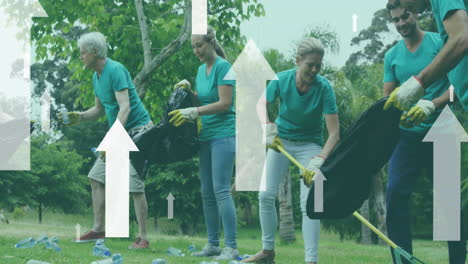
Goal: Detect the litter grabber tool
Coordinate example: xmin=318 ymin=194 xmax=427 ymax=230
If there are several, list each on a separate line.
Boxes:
xmin=274 ymin=144 xmax=427 ymax=264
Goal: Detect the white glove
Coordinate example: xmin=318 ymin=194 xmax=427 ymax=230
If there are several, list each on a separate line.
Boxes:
xmin=168 ymin=107 xmax=199 ymax=127
xmin=263 ymin=122 xmax=278 ymax=146
xmin=174 ymin=79 xmax=191 ymax=90
xmin=384 ymin=76 xmax=424 ymax=111
xmin=302 ymin=156 xmax=325 ymax=188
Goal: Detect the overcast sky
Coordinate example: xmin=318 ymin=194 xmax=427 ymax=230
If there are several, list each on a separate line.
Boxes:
xmin=240 ymin=0 xmax=394 ymax=67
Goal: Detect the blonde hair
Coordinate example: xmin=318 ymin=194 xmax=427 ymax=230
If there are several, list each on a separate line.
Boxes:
xmin=78 ymin=32 xmax=107 ymax=59
xmin=203 ymin=26 xmax=227 ymax=59
xmin=296 ymin=37 xmax=325 ymax=58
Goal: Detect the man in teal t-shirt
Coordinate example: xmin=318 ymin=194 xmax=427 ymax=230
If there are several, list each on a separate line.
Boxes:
xmin=68 ymin=32 xmax=152 ymax=250
xmin=384 ymin=2 xmax=466 ymax=264
xmin=384 ymin=0 xmax=468 ymax=112
xmin=92 ymin=58 xmax=150 ymax=130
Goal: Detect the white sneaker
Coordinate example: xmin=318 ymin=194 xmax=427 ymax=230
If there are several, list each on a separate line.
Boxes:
xmin=191 ymin=244 xmax=222 ymax=257
xmin=214 ymin=247 xmax=239 ymax=260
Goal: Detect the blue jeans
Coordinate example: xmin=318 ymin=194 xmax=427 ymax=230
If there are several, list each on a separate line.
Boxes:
xmin=386 ymin=131 xmax=466 ymax=264
xmin=199 ymin=136 xmax=237 ymax=248
xmin=259 ymin=139 xmax=322 ymax=263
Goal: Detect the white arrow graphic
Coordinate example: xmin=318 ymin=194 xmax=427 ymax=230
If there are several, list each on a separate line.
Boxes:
xmin=166 ymin=193 xmax=175 ymax=219
xmin=224 ymin=39 xmax=278 ymax=191
xmin=423 ymin=105 xmax=467 ymax=241
xmin=0 ymin=0 xmax=47 ymax=170
xmin=40 ymin=90 xmax=51 ymax=132
xmin=449 ymin=85 xmax=455 ymax=102
xmin=314 ymin=170 xmax=327 ymax=212
xmin=97 ymin=120 xmax=139 ymax=237
xmin=75 ymin=223 xmax=81 ymax=241
xmin=192 ymin=0 xmax=207 ymax=34
xmin=352 ymin=13 xmax=358 ymax=33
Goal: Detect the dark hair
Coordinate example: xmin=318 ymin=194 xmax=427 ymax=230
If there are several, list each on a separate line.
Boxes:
xmin=386 ymin=0 xmax=418 ymax=16
xmin=203 ymin=26 xmax=227 ymax=59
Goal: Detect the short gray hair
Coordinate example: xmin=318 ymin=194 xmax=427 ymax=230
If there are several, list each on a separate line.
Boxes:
xmin=296 ymin=37 xmax=325 ymax=57
xmin=78 ymin=32 xmax=107 ymax=59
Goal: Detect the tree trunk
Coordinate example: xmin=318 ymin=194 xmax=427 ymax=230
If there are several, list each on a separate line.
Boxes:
xmin=38 ymin=203 xmax=43 ymax=224
xmin=243 ymin=199 xmax=254 ymax=226
xmin=360 ymin=200 xmax=372 ymax=244
xmin=370 ymin=169 xmax=387 ymax=245
xmin=279 ymin=169 xmax=296 ymax=242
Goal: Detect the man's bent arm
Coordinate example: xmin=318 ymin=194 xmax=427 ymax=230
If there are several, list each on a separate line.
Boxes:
xmin=417 ymin=10 xmax=468 ymax=87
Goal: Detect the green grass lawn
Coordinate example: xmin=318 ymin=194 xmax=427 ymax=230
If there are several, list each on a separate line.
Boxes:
xmin=0 ymin=210 xmax=454 ymax=263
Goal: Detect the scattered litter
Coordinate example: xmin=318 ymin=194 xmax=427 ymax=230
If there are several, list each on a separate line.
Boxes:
xmin=152 ymin=259 xmax=167 ymax=264
xmin=15 ymin=235 xmax=61 ymax=252
xmin=93 ymin=239 xmax=111 ymax=258
xmin=26 ymin=260 xmax=51 ymax=264
xmin=166 ymin=246 xmax=185 ymax=257
xmin=112 ymin=253 xmax=123 ymax=264
xmin=36 ymin=236 xmax=61 ymax=252
xmin=90 ymin=253 xmax=122 ymax=264
xmin=236 ymin=254 xmax=250 ymax=260
xmin=15 ymin=237 xmax=36 ymax=249
xmin=188 ymin=244 xmax=197 ymax=252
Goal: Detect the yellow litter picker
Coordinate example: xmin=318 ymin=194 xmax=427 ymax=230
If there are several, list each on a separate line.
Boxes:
xmin=275 ymin=144 xmax=426 ymax=264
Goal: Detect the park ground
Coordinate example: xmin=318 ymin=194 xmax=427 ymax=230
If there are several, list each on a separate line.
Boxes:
xmin=0 ymin=210 xmax=454 ymax=264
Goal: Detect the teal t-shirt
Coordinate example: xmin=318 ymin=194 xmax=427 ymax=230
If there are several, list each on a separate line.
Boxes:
xmin=431 ymin=0 xmax=468 ymax=110
xmin=384 ymin=32 xmax=450 ymax=134
xmin=93 ymin=58 xmax=150 ymax=130
xmin=266 ymin=68 xmax=338 ymax=145
xmin=195 ymin=56 xmax=236 ymax=141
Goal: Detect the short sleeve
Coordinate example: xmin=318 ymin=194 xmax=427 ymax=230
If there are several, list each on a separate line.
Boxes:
xmin=322 ymin=82 xmax=338 ymax=115
xmin=110 ymin=66 xmax=132 ymax=92
xmin=217 ymin=61 xmax=235 ymax=86
xmin=265 ymin=79 xmax=280 ymax=103
xmin=438 ymin=0 xmax=466 ymax=22
xmin=383 ymin=52 xmax=396 ymax=83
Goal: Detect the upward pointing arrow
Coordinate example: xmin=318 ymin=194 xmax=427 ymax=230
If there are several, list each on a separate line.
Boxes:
xmin=1 ymin=0 xmax=47 ymax=171
xmin=192 ymin=0 xmax=207 ymax=34
xmin=40 ymin=90 xmax=51 ymax=132
xmin=75 ymin=223 xmax=81 ymax=241
xmin=97 ymin=120 xmax=139 ymax=237
xmin=166 ymin=193 xmax=175 ymax=219
xmin=314 ymin=170 xmax=327 ymax=212
xmin=352 ymin=13 xmax=358 ymax=33
xmin=224 ymin=39 xmax=278 ymax=192
xmin=423 ymin=105 xmax=467 ymax=241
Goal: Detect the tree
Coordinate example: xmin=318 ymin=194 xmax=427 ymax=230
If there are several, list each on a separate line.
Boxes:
xmin=0 ymin=134 xmax=88 ymax=223
xmin=345 ymin=8 xmax=436 ymax=68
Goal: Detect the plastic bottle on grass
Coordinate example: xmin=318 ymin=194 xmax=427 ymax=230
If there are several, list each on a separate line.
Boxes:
xmin=93 ymin=239 xmax=111 ymax=257
xmin=35 ymin=235 xmax=48 ymax=244
xmin=111 ymin=253 xmax=123 ymax=264
xmin=152 ymin=259 xmax=167 ymax=264
xmin=166 ymin=246 xmax=185 ymax=256
xmin=188 ymin=244 xmax=197 ymax=252
xmin=44 ymin=239 xmax=61 ymax=252
xmin=26 ymin=260 xmax=51 ymax=264
xmin=15 ymin=237 xmax=36 ymax=248
xmin=90 ymin=259 xmax=113 ymax=264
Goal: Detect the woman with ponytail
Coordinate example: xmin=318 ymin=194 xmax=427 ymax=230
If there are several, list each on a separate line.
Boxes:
xmin=169 ymin=26 xmax=238 ymax=261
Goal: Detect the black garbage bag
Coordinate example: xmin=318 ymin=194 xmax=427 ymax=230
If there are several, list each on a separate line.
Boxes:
xmin=130 ymin=88 xmax=199 ymax=177
xmin=306 ymin=98 xmax=402 ymax=219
